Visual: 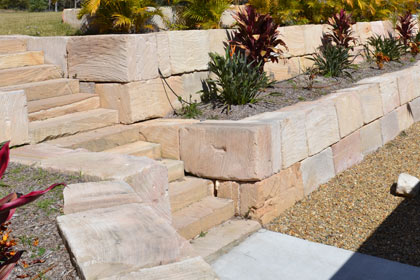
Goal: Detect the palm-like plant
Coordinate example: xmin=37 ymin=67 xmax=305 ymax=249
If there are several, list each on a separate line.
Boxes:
xmin=172 ymin=0 xmax=231 ymax=29
xmin=78 ymin=0 xmax=161 ymax=33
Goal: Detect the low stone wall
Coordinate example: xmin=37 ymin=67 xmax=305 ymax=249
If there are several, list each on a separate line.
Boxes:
xmin=178 ymin=62 xmax=420 ymax=224
xmin=0 ymin=90 xmax=29 ymax=146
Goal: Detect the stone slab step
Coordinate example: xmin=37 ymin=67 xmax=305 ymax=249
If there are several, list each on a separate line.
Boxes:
xmin=29 ymin=108 xmax=119 ymax=143
xmin=0 ymin=51 xmax=43 ymax=70
xmin=173 ymin=196 xmax=235 ymax=240
xmin=102 ymin=257 xmax=218 ymax=280
xmin=0 ymin=38 xmax=27 ymax=54
xmin=169 ymin=176 xmax=214 ymax=212
xmin=57 ymin=203 xmax=192 ymax=280
xmin=0 ymin=64 xmax=62 ymax=87
xmin=160 ymin=159 xmax=185 ymax=182
xmin=104 ymin=140 xmax=162 ymax=160
xmin=191 ymin=219 xmax=261 ymax=263
xmin=46 ymin=124 xmax=143 ymax=152
xmin=0 ymin=78 xmax=79 ymax=101
xmin=28 ymin=94 xmax=100 ymax=121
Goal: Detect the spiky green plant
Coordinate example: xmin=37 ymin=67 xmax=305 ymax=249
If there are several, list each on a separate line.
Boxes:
xmin=78 ymin=0 xmax=160 ymax=34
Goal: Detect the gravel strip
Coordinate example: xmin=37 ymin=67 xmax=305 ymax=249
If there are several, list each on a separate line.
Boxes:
xmin=267 ymin=122 xmax=420 ymax=267
xmin=0 ymin=163 xmax=89 ymax=279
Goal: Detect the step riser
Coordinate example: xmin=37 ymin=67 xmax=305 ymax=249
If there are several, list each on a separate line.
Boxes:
xmin=104 ymin=141 xmax=162 ymax=160
xmin=170 ymin=178 xmax=214 ymax=213
xmin=29 ymin=109 xmax=119 ymax=143
xmin=0 ymin=51 xmax=44 ymax=70
xmin=0 ymin=79 xmax=79 ymax=101
xmin=0 ymin=65 xmax=62 ymax=87
xmin=29 ymin=96 xmax=100 ymax=121
xmin=0 ymin=39 xmax=27 ymax=54
xmin=163 ymin=160 xmax=185 ymax=182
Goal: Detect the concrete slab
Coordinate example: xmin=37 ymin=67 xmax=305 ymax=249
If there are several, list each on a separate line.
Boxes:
xmin=212 ymin=230 xmax=420 ymax=280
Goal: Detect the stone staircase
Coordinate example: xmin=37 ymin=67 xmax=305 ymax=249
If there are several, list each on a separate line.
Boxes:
xmin=0 ymin=38 xmax=118 ymax=143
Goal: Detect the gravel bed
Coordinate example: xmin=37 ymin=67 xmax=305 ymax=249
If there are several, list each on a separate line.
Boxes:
xmin=266 ymin=122 xmax=420 ymax=267
xmin=169 ymin=55 xmax=420 ymax=121
xmin=0 ymin=163 xmax=89 ymax=279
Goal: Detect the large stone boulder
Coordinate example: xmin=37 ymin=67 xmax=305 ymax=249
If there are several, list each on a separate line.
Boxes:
xmin=396 ymin=173 xmax=420 ymax=197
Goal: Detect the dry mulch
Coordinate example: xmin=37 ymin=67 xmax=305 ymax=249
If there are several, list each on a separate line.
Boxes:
xmin=0 ymin=163 xmax=89 ymax=279
xmin=266 ymin=122 xmax=420 ymax=267
xmin=171 ymin=55 xmax=420 ymax=121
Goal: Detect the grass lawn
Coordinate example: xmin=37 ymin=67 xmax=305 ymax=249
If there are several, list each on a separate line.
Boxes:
xmin=0 ymin=10 xmax=78 ymax=36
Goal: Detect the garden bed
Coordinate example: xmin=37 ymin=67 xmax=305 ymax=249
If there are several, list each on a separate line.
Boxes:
xmin=172 ymin=54 xmax=420 ymax=121
xmin=266 ymin=121 xmax=420 ymax=267
xmin=0 ymin=163 xmax=88 ymax=279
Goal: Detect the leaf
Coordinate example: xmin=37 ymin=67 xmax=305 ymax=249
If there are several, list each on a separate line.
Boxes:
xmin=0 ymin=141 xmax=10 ymax=180
xmin=0 ymin=251 xmax=24 ymax=280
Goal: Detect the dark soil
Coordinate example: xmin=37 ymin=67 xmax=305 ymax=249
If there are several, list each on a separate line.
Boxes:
xmin=0 ymin=163 xmax=89 ymax=279
xmin=170 ymin=55 xmax=420 ymax=121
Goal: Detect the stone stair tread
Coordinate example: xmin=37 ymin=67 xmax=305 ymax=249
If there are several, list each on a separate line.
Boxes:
xmin=0 ymin=51 xmax=44 ymax=70
xmin=0 ymin=38 xmax=26 ymax=54
xmin=172 ymin=196 xmax=235 ymax=240
xmin=0 ymin=64 xmax=62 ymax=87
xmin=169 ymin=176 xmax=214 ymax=212
xmin=102 ymin=257 xmax=218 ymax=280
xmin=159 ymin=158 xmax=185 ymax=182
xmin=104 ymin=140 xmax=162 ymax=159
xmin=191 ymin=218 xmax=261 ymax=263
xmin=0 ymin=78 xmax=79 ymax=101
xmin=29 ymin=108 xmax=119 ymax=143
xmin=46 ymin=123 xmax=143 ymax=152
xmin=28 ymin=93 xmax=97 ymax=113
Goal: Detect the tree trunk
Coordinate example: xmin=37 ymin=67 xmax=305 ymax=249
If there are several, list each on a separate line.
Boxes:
xmin=55 ymin=1 xmax=58 ymax=12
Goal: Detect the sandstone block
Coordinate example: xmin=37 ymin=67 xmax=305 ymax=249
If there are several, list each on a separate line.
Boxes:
xmin=0 ymin=51 xmax=43 ymax=70
xmin=345 ymin=83 xmax=383 ymax=124
xmin=360 ymin=119 xmax=383 ymax=156
xmin=331 ymin=91 xmax=363 ymax=138
xmin=57 ymin=204 xmax=192 ymax=280
xmin=136 ymin=119 xmax=199 ymax=160
xmin=62 ymin=8 xmax=85 ymax=29
xmin=216 ymin=181 xmax=240 ymax=214
xmin=305 ymin=101 xmax=340 ymax=156
xmin=240 ymin=163 xmax=304 ymax=224
xmin=63 ymin=180 xmax=142 ymax=214
xmin=161 ymin=159 xmax=185 ymax=182
xmin=0 ymin=64 xmax=62 ymax=87
xmin=279 ymin=25 xmax=305 ymax=56
xmin=397 ymin=70 xmax=416 ymax=104
xmin=0 ymin=90 xmax=29 ymax=146
xmin=331 ymin=130 xmax=363 ymax=174
xmin=168 ymin=30 xmax=210 ymax=75
xmin=370 ymin=21 xmax=387 ymax=37
xmin=396 ymin=104 xmax=414 ymax=132
xmin=208 ymin=29 xmax=231 ymax=56
xmin=0 ymin=38 xmax=26 ymax=54
xmin=156 ymin=32 xmax=171 ymax=77
xmin=169 ymin=177 xmax=213 ymax=212
xmin=354 ymin=22 xmax=372 ymax=44
xmin=79 ymin=82 xmax=96 ymax=93
xmin=264 ymin=61 xmax=291 ymax=81
xmin=68 ymin=34 xmax=158 ymax=82
xmin=303 ymin=24 xmax=323 ymax=54
xmin=396 ymin=173 xmax=420 ymax=197
xmin=300 ymin=148 xmax=335 ymax=195
xmin=180 ymin=122 xmax=275 ymax=181
xmin=409 ymin=97 xmax=420 ymax=122
xmin=381 ymin=110 xmax=400 ymax=144
xmin=358 ymin=75 xmax=399 ymax=115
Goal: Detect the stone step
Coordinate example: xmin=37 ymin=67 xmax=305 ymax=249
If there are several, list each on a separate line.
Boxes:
xmin=169 ymin=176 xmax=214 ymax=213
xmin=104 ymin=141 xmax=162 ymax=160
xmin=46 ymin=124 xmax=143 ymax=152
xmin=102 ymin=257 xmax=218 ymax=280
xmin=0 ymin=78 xmax=79 ymax=101
xmin=0 ymin=38 xmax=27 ymax=54
xmin=29 ymin=108 xmax=119 ymax=143
xmin=160 ymin=159 xmax=185 ymax=182
xmin=0 ymin=51 xmax=43 ymax=70
xmin=191 ymin=219 xmax=261 ymax=263
xmin=172 ymin=196 xmax=235 ymax=240
xmin=28 ymin=94 xmax=100 ymax=121
xmin=0 ymin=64 xmax=62 ymax=87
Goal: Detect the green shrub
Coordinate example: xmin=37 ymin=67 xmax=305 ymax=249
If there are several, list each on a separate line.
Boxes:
xmin=364 ymin=34 xmax=405 ymax=68
xmin=29 ymin=0 xmax=47 ymax=11
xmin=0 ymin=0 xmax=29 ymax=10
xmin=201 ymin=47 xmax=273 ymax=106
xmin=78 ymin=0 xmax=161 ymax=34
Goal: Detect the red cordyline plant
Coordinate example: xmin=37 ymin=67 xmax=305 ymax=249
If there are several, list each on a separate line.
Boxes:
xmin=230 ymin=5 xmax=288 ymax=71
xmin=324 ymin=9 xmax=356 ymax=49
xmin=396 ymin=11 xmax=416 ymax=47
xmin=0 ymin=141 xmax=65 ymax=280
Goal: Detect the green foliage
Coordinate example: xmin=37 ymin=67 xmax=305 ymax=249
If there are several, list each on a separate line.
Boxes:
xmin=364 ymin=34 xmax=405 ymax=62
xmin=230 ymin=5 xmax=287 ymax=70
xmin=248 ymin=0 xmax=419 ymax=25
xmin=309 ymin=38 xmax=354 ymax=78
xmin=29 ymin=0 xmax=48 ymax=12
xmin=396 ymin=11 xmax=416 ymax=47
xmin=172 ymin=0 xmax=231 ymax=29
xmin=0 ymin=0 xmax=29 ymax=10
xmin=201 ymin=47 xmax=273 ymax=106
xmin=78 ymin=0 xmax=161 ymax=34
xmin=324 ymin=9 xmax=356 ymax=49
xmin=175 ymin=96 xmax=202 ymax=118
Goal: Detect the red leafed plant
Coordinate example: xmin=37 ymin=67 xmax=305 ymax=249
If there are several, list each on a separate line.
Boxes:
xmin=230 ymin=5 xmax=287 ymax=71
xmin=396 ymin=11 xmax=416 ymax=47
xmin=324 ymin=9 xmax=356 ymax=49
xmin=0 ymin=141 xmax=65 ymax=280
